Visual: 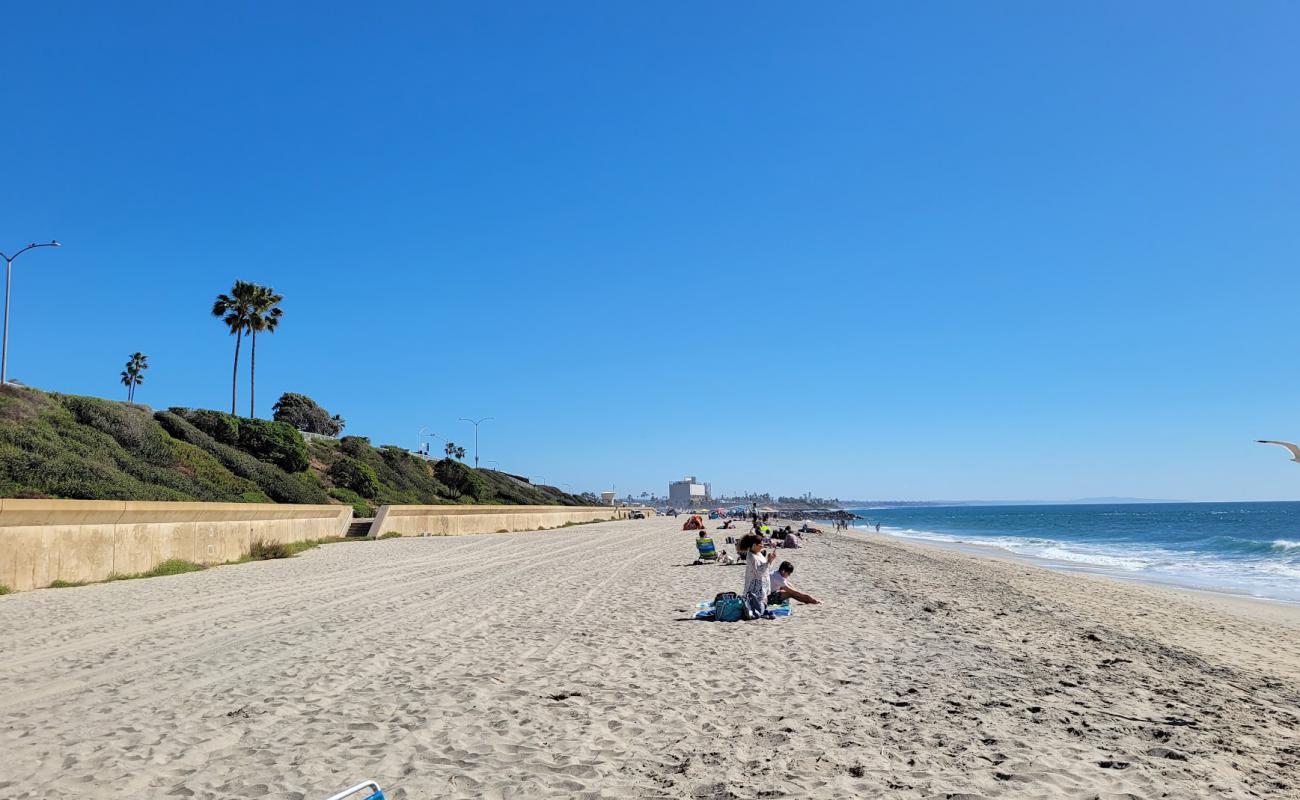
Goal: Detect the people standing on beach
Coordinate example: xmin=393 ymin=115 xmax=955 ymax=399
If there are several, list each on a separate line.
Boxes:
xmin=738 ymin=533 xmax=777 ymax=619
xmin=876 ymin=523 xmax=881 ymax=533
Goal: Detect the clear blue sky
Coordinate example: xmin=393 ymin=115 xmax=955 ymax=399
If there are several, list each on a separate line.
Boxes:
xmin=3 ymin=2 xmax=1298 ymax=501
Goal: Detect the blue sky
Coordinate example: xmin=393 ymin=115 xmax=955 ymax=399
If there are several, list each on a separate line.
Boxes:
xmin=3 ymin=2 xmax=1299 ymax=501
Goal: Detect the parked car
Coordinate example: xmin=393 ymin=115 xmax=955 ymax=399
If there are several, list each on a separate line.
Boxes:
xmin=629 ymin=510 xmax=646 ymax=519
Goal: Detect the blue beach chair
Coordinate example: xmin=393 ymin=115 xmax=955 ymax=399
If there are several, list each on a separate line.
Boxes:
xmin=323 ymin=780 xmax=385 ymax=800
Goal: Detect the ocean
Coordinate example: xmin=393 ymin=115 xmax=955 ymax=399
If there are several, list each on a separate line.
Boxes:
xmin=847 ymin=502 xmax=1300 ymax=604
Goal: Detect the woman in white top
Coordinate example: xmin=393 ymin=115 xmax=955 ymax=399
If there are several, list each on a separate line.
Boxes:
xmin=738 ymin=533 xmax=777 ymax=618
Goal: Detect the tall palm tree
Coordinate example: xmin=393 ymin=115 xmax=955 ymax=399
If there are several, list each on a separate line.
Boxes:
xmin=246 ymin=284 xmax=284 ymax=418
xmin=212 ymin=280 xmax=257 ymax=415
xmin=120 ymin=352 xmax=148 ymax=402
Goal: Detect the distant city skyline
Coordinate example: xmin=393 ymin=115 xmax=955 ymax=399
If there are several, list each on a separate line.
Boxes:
xmin=4 ymin=3 xmax=1299 ymax=502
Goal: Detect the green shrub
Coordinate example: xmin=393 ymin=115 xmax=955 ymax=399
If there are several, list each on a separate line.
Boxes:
xmin=107 ymin=559 xmax=206 ymax=581
xmin=248 ymin=539 xmax=292 ymax=559
xmin=378 ymin=531 xmax=403 ymax=539
xmin=141 ymin=559 xmax=206 ymax=577
xmin=156 ymin=411 xmax=329 ymax=504
xmin=236 ymin=418 xmax=309 ymax=472
xmin=329 ymin=487 xmax=374 ymax=518
xmin=272 ymin=392 xmax=345 ymax=436
xmin=47 ymin=579 xmax=87 ymax=588
xmin=170 ymin=409 xmax=309 ymax=473
xmin=180 ymin=408 xmax=241 ymax=445
xmin=0 ymin=584 xmax=12 ymax=595
xmin=434 ymin=458 xmax=488 ymax=501
xmin=339 ymin=435 xmax=371 ymax=458
xmin=328 ymin=457 xmax=380 ymax=498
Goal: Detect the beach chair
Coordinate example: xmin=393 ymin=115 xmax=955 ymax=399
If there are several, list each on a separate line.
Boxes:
xmin=323 ymin=780 xmax=384 ymax=800
xmin=695 ymin=535 xmax=718 ymax=561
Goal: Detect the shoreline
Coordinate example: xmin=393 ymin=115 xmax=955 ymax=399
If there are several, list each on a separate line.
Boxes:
xmin=845 ymin=523 xmax=1300 ymax=615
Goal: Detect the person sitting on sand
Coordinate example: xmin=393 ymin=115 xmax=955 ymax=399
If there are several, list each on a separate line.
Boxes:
xmin=738 ymin=533 xmax=778 ymax=618
xmin=768 ymin=561 xmax=820 ymax=605
xmin=695 ymin=532 xmax=718 ymax=562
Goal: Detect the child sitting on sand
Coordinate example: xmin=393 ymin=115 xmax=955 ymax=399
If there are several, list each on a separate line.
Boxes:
xmin=769 ymin=561 xmax=820 ymax=605
xmin=738 ymin=533 xmax=778 ymax=619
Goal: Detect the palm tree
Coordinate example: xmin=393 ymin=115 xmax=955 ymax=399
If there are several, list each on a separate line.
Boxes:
xmin=455 ymin=445 xmax=467 ymax=461
xmin=444 ymin=441 xmax=458 ymax=458
xmin=246 ymin=284 xmax=283 ymax=418
xmin=212 ymin=280 xmax=257 ymax=415
xmin=120 ymin=352 xmax=148 ymax=402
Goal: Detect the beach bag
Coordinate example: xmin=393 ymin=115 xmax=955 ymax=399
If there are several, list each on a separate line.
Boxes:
xmin=713 ymin=591 xmax=745 ymax=622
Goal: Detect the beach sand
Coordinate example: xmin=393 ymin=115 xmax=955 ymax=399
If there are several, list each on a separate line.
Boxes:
xmin=2 ymin=516 xmax=1298 ymax=799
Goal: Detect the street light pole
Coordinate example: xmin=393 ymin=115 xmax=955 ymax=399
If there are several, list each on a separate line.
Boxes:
xmin=458 ymin=416 xmax=494 ymax=469
xmin=487 ymin=460 xmax=501 ymax=471
xmin=1 ymin=241 xmax=60 ymax=385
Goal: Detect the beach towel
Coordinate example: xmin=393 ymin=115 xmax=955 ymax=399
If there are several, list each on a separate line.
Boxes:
xmin=694 ymin=597 xmax=791 ymax=621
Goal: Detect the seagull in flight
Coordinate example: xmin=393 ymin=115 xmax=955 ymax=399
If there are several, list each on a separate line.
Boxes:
xmin=1257 ymin=440 xmax=1300 ymax=463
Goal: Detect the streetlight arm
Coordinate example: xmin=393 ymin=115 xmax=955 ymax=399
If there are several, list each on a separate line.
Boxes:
xmin=0 ymin=241 xmax=60 ymax=263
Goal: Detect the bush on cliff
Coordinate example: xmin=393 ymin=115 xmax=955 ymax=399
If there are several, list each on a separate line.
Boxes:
xmin=434 ymin=457 xmax=489 ymax=501
xmin=156 ymin=411 xmax=328 ymax=504
xmin=328 ymin=457 xmax=381 ymax=498
xmin=171 ymin=409 xmax=309 ymax=473
xmin=328 ymin=487 xmax=374 ymax=518
xmin=0 ymin=387 xmax=264 ymax=501
xmin=272 ymin=392 xmax=345 ymax=436
xmin=0 ymin=385 xmax=589 ymax=508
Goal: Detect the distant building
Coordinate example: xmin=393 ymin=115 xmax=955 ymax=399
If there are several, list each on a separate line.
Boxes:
xmin=668 ymin=476 xmax=710 ymax=508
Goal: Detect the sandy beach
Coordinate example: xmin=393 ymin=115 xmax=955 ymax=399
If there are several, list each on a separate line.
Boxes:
xmin=2 ymin=516 xmax=1298 ymax=799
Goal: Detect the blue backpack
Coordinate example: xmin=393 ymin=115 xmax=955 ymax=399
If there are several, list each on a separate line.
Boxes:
xmin=713 ymin=591 xmax=745 ymax=622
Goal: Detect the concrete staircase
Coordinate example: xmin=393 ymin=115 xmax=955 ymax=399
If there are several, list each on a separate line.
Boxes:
xmin=345 ymin=518 xmax=375 ymax=538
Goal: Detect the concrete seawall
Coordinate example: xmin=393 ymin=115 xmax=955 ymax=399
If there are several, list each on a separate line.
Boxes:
xmin=369 ymin=505 xmax=653 ymax=537
xmin=0 ymin=500 xmax=353 ymax=592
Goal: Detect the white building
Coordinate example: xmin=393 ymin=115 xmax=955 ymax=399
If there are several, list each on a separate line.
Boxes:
xmin=668 ymin=476 xmax=710 ymax=508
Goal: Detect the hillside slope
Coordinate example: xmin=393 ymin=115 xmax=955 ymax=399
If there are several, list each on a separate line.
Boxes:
xmin=0 ymin=386 xmax=585 ymax=513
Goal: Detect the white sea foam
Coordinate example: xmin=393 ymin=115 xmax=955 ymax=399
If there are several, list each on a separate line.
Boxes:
xmin=853 ymin=523 xmax=1300 ymax=603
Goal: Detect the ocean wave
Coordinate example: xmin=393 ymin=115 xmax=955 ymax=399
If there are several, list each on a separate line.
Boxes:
xmin=853 ymin=522 xmax=1300 ymax=602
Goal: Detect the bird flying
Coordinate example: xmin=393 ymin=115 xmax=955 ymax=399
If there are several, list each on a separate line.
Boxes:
xmin=1256 ymin=440 xmax=1300 ymax=463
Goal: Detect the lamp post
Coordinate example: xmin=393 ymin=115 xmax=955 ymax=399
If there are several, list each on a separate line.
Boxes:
xmin=417 ymin=427 xmax=443 ymax=459
xmin=532 ymin=475 xmax=546 ymax=487
xmin=1 ymin=241 xmax=60 ymax=385
xmin=458 ymin=416 xmax=493 ymax=469
xmin=487 ymin=460 xmax=501 ymax=471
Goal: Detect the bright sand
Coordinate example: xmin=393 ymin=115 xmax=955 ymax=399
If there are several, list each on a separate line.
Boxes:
xmin=1 ymin=516 xmax=1298 ymax=799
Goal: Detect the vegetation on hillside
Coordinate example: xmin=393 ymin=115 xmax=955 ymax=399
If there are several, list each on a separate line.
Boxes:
xmin=273 ymin=392 xmax=344 ymax=435
xmin=0 ymin=385 xmax=584 ymax=508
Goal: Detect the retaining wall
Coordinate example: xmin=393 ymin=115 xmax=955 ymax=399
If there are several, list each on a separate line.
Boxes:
xmin=0 ymin=500 xmax=352 ymax=592
xmin=369 ymin=505 xmax=653 ymax=538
